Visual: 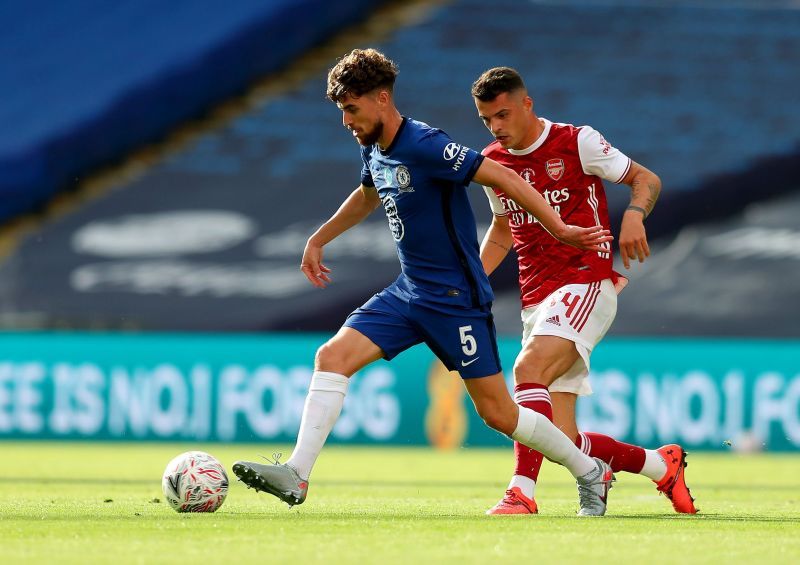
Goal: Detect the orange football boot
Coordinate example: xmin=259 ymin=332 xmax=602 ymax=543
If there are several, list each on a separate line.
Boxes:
xmin=655 ymin=444 xmax=698 ymax=514
xmin=486 ymin=487 xmax=538 ymax=515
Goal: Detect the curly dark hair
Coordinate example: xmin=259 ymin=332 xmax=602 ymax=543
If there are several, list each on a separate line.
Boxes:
xmin=471 ymin=67 xmax=526 ymax=101
xmin=326 ymin=48 xmax=398 ymax=102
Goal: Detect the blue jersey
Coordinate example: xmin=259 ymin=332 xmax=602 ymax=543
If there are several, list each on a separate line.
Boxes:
xmin=360 ymin=118 xmax=494 ymax=309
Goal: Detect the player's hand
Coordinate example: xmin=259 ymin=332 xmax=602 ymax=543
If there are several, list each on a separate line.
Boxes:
xmin=300 ymin=240 xmax=332 ymax=288
xmin=555 ymin=224 xmax=613 ymax=252
xmin=619 ymin=210 xmax=650 ymax=269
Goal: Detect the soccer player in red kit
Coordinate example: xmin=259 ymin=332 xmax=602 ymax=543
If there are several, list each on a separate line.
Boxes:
xmin=472 ymin=67 xmax=697 ymax=515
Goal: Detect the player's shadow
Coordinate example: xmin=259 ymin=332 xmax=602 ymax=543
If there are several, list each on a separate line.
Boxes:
xmin=0 ymin=477 xmax=154 ymax=485
xmin=574 ymin=513 xmax=800 ymax=523
xmin=217 ymin=511 xmax=800 ymax=525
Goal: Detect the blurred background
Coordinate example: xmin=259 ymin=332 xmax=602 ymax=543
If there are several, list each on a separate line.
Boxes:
xmin=0 ymin=0 xmax=798 ymax=452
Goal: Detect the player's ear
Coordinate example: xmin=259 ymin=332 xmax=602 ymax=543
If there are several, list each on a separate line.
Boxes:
xmin=523 ymin=95 xmax=534 ymax=112
xmin=376 ymin=88 xmax=392 ymax=107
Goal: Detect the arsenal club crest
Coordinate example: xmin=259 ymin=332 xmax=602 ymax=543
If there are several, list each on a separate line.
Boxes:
xmin=546 ymin=159 xmax=565 ymax=181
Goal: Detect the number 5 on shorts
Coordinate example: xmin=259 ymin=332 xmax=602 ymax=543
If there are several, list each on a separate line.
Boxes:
xmin=459 ymin=325 xmax=477 ymax=356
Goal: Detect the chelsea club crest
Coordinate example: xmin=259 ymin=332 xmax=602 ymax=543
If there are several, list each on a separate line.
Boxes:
xmin=396 ymin=165 xmax=413 ymax=193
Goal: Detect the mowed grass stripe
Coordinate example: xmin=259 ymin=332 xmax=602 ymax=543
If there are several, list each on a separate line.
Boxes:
xmin=1 ymin=442 xmax=799 ymax=564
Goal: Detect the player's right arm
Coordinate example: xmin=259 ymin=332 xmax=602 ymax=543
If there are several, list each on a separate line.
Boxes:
xmin=416 ymin=128 xmax=608 ymax=251
xmin=479 ymin=187 xmax=513 ymax=275
xmin=301 ymin=184 xmax=381 ymax=288
xmin=480 ymin=215 xmax=512 ymax=276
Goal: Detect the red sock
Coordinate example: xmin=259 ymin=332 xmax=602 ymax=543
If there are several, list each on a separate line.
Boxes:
xmin=576 ymin=431 xmax=646 ymax=474
xmin=513 ymin=383 xmax=552 ymax=481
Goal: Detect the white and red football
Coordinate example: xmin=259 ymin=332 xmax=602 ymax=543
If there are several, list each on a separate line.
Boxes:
xmin=162 ymin=451 xmax=228 ymax=513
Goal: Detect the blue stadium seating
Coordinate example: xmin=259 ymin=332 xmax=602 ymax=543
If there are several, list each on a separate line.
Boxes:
xmin=0 ymin=0 xmax=386 ymax=223
xmin=403 ymin=1 xmax=799 ymax=192
xmin=1 ymin=0 xmax=798 ymax=332
xmin=234 ymin=0 xmax=800 ymax=233
xmin=173 ymin=0 xmax=798 ymax=234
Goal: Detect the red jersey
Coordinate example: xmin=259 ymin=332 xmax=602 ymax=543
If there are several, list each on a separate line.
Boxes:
xmin=482 ymin=118 xmax=631 ymax=308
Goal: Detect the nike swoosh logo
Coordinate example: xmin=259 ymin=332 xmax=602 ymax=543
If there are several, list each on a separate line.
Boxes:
xmin=461 ymin=357 xmax=480 ymax=367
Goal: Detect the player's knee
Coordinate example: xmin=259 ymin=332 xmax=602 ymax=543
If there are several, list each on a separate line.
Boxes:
xmin=314 ymin=341 xmax=345 ymax=371
xmin=477 ymin=405 xmax=514 ymax=435
xmin=512 ymin=357 xmax=549 ymax=385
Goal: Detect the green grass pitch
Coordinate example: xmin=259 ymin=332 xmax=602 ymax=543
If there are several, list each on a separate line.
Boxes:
xmin=2 ymin=442 xmax=799 ymax=564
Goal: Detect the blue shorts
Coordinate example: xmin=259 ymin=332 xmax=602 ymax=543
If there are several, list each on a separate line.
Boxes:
xmin=343 ymin=289 xmax=502 ymax=379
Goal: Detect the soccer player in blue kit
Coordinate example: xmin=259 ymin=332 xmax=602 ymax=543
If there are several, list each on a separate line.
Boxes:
xmin=234 ymin=48 xmax=616 ymax=516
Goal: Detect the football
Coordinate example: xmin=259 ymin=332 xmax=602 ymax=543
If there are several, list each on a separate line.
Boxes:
xmin=161 ymin=451 xmax=229 ymax=513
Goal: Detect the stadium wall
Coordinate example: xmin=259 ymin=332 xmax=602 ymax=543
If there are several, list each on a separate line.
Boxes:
xmin=1 ymin=333 xmax=798 ymax=452
xmin=0 ymin=0 xmax=387 ymax=223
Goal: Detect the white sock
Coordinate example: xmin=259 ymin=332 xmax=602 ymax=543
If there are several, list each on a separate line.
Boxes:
xmin=640 ymin=449 xmax=668 ymax=482
xmin=286 ymin=371 xmax=349 ymax=480
xmin=508 ymin=475 xmax=536 ymax=500
xmin=511 ymin=406 xmax=596 ymax=478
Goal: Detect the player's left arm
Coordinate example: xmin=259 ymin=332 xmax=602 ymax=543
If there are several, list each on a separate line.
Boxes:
xmin=577 ymin=126 xmax=661 ymax=269
xmin=619 ymin=162 xmax=661 ymax=269
xmin=473 ymin=158 xmax=613 ymax=252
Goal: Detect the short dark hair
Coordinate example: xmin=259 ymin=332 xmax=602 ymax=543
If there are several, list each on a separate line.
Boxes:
xmin=326 ymin=48 xmax=398 ymax=102
xmin=471 ymin=67 xmax=526 ymax=101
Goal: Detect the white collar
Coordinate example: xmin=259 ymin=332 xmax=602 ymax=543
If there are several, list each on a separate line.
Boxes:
xmin=507 ymin=118 xmax=552 ymax=155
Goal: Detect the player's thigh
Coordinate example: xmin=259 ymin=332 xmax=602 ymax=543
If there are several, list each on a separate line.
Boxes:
xmin=315 ymin=326 xmax=385 ymax=376
xmin=462 ymin=371 xmax=518 ymax=435
xmin=519 ymin=279 xmax=617 ymax=393
xmin=513 ymin=334 xmax=581 ymax=386
xmin=414 ymin=304 xmax=502 ymax=379
xmin=323 ymin=292 xmax=421 ymax=376
xmin=551 ymin=392 xmax=579 ymax=442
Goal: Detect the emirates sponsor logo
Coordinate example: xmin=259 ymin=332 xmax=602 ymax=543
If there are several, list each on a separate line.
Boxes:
xmin=546 ymin=159 xmax=565 ymax=181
